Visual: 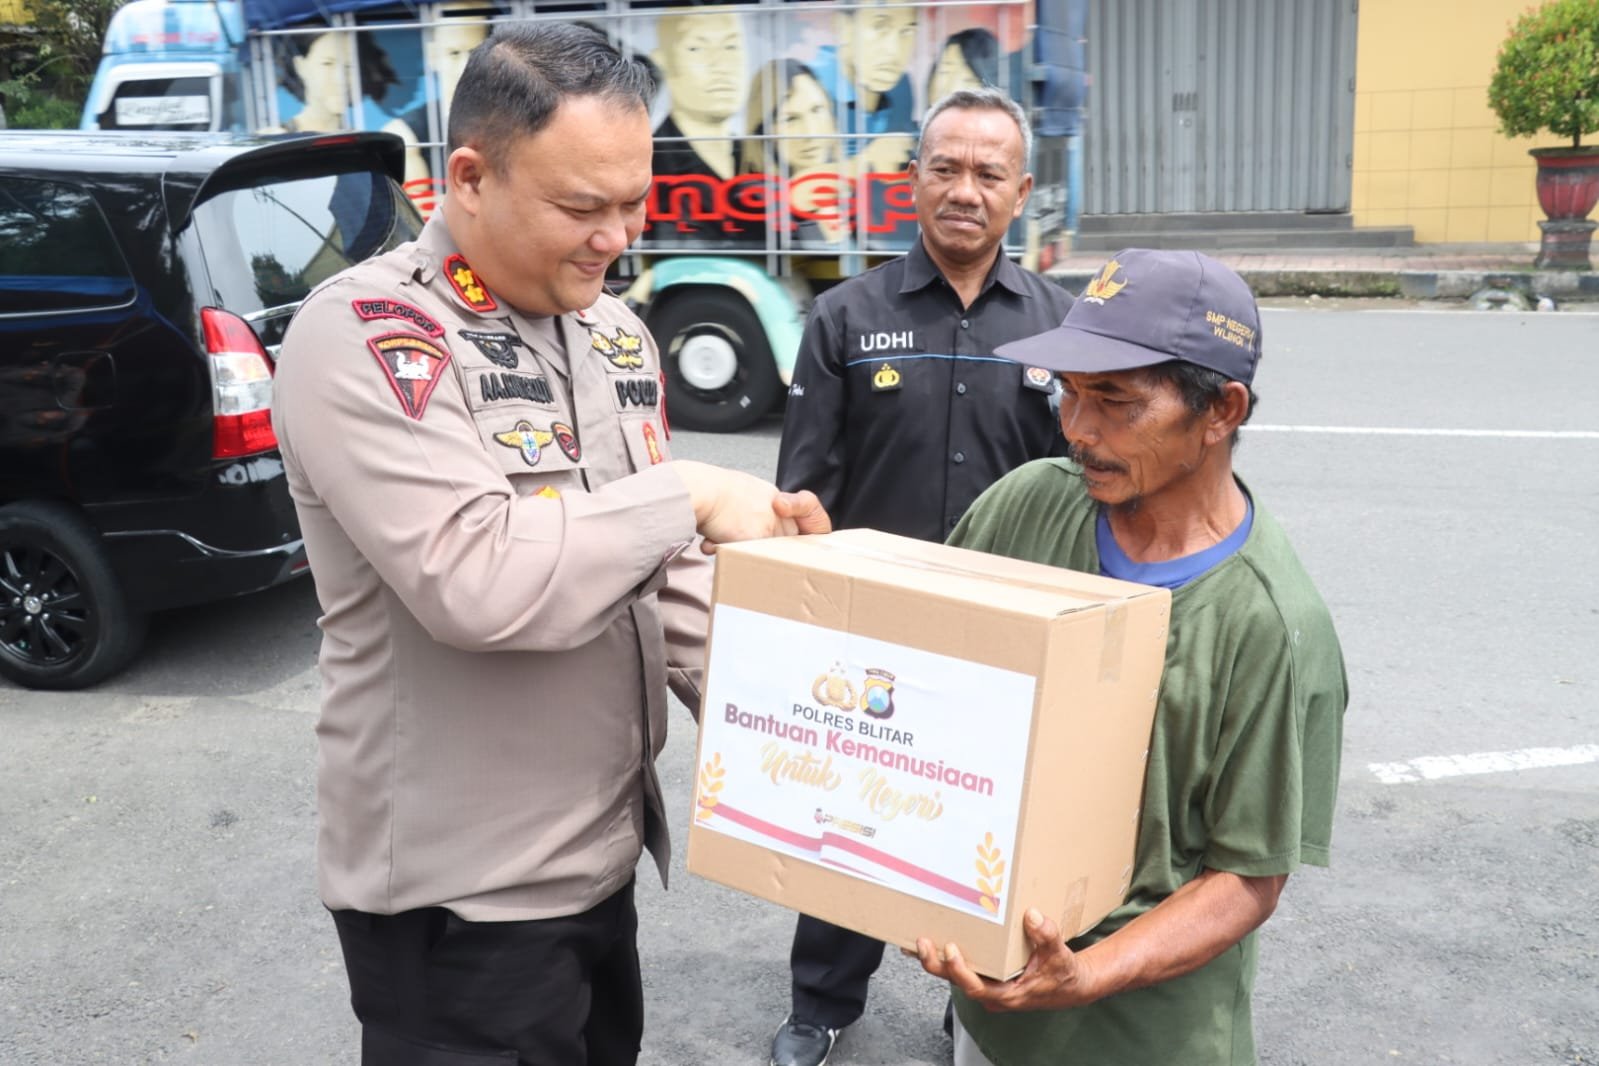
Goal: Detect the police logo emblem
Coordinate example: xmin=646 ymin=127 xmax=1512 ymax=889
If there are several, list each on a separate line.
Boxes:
xmin=871 ymin=363 xmax=902 ymax=392
xmin=1023 ymin=366 xmax=1055 ymax=391
xmin=444 ymin=254 xmax=498 ymax=312
xmin=494 ymin=420 xmax=553 ymax=466
xmin=367 ymin=333 xmax=451 ymax=420
xmin=859 ymin=668 xmax=896 ymax=720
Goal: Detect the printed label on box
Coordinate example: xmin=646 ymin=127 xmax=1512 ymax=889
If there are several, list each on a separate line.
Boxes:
xmin=696 ymin=604 xmax=1037 ymax=922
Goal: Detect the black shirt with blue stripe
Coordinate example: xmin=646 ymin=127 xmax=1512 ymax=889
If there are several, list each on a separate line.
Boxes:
xmin=776 ymin=238 xmax=1074 ymax=541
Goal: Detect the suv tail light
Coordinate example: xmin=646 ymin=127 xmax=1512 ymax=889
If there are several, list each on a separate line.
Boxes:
xmin=202 ymin=308 xmax=278 ymax=459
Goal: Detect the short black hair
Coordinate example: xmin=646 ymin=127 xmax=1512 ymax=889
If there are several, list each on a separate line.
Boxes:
xmin=1141 ymin=361 xmax=1259 ymax=445
xmin=447 ymin=21 xmax=655 ymax=168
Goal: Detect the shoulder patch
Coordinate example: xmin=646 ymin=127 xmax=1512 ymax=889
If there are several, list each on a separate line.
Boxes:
xmin=351 ymin=297 xmax=443 ymax=337
xmin=444 ymin=254 xmax=498 ymax=312
xmin=367 ymin=332 xmax=451 ymax=420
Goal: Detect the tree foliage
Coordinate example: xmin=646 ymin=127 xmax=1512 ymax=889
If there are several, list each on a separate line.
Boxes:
xmin=1487 ymin=0 xmax=1599 ymax=149
xmin=1 ymin=0 xmax=121 ymax=126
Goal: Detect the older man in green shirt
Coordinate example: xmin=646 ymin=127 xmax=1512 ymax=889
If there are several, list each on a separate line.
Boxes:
xmin=915 ymin=249 xmax=1347 ymax=1066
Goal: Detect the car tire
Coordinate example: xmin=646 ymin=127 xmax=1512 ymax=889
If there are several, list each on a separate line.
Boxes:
xmin=652 ymin=288 xmax=780 ymax=433
xmin=0 ymin=501 xmax=146 ymax=690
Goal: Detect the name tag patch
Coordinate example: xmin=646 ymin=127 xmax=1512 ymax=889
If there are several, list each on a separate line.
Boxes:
xmin=614 ymin=376 xmax=659 ymax=409
xmin=480 ymin=371 xmax=554 ymax=405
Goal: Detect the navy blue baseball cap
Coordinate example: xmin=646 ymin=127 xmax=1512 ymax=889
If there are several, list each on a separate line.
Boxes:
xmin=996 ymin=249 xmax=1263 ymax=385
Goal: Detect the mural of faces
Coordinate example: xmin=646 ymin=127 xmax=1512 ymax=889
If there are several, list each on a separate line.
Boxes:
xmin=289 ymin=32 xmax=353 ymax=130
xmin=429 ymin=18 xmax=489 ymax=123
xmin=927 ymin=28 xmax=1001 ymax=103
xmin=837 ymin=1 xmax=917 ymax=95
xmin=655 ymin=10 xmax=747 ymax=126
xmin=741 ymin=60 xmax=839 ymax=177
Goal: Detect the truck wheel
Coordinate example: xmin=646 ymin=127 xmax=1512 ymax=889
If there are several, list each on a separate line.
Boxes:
xmin=0 ymin=501 xmax=146 ymax=690
xmin=652 ymin=289 xmax=780 ymax=433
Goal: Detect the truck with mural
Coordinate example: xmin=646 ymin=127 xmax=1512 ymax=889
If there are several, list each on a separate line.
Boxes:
xmin=82 ymin=0 xmax=1086 ymax=431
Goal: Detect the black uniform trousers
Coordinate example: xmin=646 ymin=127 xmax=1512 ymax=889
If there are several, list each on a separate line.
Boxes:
xmin=789 ymin=912 xmax=886 ymax=1029
xmin=331 ymin=879 xmax=642 ymax=1066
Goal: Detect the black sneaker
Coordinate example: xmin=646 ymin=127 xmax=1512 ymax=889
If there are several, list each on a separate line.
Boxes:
xmin=770 ymin=1015 xmax=839 ymax=1066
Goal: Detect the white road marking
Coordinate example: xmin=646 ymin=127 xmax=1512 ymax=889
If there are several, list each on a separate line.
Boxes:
xmin=1250 ymin=424 xmax=1599 ymax=440
xmin=1370 ymin=745 xmax=1599 ymax=784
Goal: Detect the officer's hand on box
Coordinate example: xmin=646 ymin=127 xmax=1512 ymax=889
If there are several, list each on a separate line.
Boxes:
xmin=672 ymin=460 xmax=831 ymax=552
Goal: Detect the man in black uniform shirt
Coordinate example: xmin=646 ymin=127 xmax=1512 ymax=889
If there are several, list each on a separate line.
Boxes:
xmin=769 ymin=86 xmax=1075 ymax=1066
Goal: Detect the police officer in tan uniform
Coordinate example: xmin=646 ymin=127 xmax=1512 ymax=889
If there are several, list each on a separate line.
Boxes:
xmin=271 ymin=22 xmax=829 ymax=1066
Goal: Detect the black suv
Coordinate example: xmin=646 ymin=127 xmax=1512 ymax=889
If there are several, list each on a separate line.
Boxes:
xmin=0 ymin=131 xmax=422 ymax=689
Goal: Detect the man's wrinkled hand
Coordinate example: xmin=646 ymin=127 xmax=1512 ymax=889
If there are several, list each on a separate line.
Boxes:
xmin=914 ymin=908 xmax=1096 ymax=1012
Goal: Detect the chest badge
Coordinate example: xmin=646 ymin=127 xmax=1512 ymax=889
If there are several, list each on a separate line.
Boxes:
xmin=590 ymin=326 xmax=647 ymax=370
xmin=1023 ymin=366 xmax=1056 ymax=392
xmin=641 ymin=421 xmax=664 ymax=465
xmin=871 ymin=363 xmax=902 ymax=392
xmin=367 ymin=333 xmax=451 ymax=420
xmin=458 ymin=329 xmax=524 ymax=369
xmin=444 ymin=254 xmax=498 ymax=313
xmin=552 ymin=422 xmax=581 ymax=462
xmin=494 ymin=420 xmax=554 ymax=466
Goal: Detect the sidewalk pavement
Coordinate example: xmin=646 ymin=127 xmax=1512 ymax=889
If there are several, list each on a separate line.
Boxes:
xmin=1045 ymin=242 xmax=1599 ymax=303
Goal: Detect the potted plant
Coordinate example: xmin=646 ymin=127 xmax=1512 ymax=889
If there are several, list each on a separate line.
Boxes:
xmin=1487 ymin=0 xmax=1599 ymax=269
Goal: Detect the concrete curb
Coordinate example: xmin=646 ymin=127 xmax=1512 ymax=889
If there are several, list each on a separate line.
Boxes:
xmin=1047 ymin=266 xmax=1599 ymax=302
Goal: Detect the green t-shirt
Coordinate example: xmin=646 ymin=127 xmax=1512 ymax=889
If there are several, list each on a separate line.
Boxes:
xmin=948 ymin=459 xmax=1348 ymax=1066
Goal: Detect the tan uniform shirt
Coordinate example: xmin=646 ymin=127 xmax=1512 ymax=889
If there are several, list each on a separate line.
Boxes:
xmin=272 ymin=216 xmax=711 ymax=921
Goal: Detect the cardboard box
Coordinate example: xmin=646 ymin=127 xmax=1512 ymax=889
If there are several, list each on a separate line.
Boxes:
xmin=686 ymin=529 xmax=1171 ymax=979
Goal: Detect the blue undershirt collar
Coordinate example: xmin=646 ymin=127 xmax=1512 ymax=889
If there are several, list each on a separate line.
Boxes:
xmin=1096 ymin=494 xmax=1254 ymax=589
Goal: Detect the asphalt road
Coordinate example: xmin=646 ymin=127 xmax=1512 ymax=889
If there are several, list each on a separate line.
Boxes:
xmin=3 ymin=307 xmax=1597 ymax=1066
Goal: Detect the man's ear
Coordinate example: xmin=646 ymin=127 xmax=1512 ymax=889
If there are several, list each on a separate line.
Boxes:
xmin=1205 ymin=380 xmax=1252 ymax=444
xmin=1012 ymin=172 xmax=1034 ymax=219
xmin=446 ymin=146 xmax=489 ymax=216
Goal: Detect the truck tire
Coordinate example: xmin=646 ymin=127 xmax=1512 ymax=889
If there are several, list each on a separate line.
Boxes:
xmin=0 ymin=501 xmax=146 ymax=690
xmin=652 ymin=289 xmax=780 ymax=433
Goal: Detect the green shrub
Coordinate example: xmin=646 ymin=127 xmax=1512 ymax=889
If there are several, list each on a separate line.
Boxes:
xmin=1487 ymin=0 xmax=1599 ymax=149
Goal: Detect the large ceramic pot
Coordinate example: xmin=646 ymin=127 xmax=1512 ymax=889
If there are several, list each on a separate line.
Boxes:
xmin=1530 ymin=147 xmax=1599 ymax=270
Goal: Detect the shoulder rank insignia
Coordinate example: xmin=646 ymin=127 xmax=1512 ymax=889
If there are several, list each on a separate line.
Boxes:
xmin=367 ymin=332 xmax=451 ymax=420
xmin=494 ymin=420 xmax=553 ymax=466
xmin=351 ymin=297 xmax=443 ymax=338
xmin=1023 ymin=366 xmax=1056 ymax=392
xmin=444 ymin=254 xmax=498 ymax=312
xmin=591 ymin=326 xmax=646 ymax=370
xmin=871 ymin=363 xmax=902 ymax=392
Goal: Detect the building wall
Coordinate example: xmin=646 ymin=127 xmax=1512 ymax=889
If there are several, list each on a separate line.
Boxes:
xmin=1351 ymin=0 xmax=1597 ymax=243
